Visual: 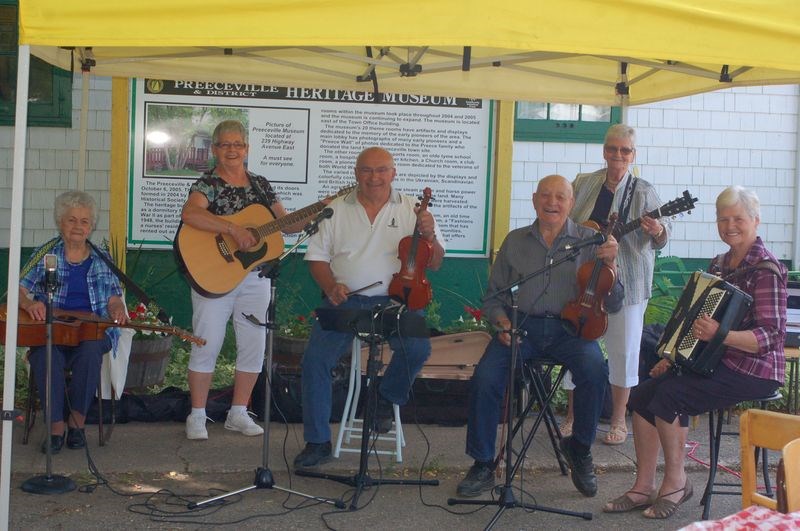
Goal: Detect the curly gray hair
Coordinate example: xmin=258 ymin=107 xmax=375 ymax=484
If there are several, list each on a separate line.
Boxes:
xmin=53 ymin=190 xmax=97 ymax=229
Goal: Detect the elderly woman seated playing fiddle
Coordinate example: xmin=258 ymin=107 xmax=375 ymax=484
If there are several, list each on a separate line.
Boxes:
xmin=603 ymin=185 xmax=786 ymax=519
xmin=19 ymin=190 xmax=127 ymax=454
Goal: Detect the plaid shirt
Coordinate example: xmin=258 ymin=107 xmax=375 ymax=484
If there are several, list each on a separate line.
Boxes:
xmin=709 ymin=237 xmax=786 ymax=383
xmin=20 ymin=238 xmax=123 ymax=351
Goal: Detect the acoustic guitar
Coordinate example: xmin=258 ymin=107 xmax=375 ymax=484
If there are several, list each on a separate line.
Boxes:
xmin=175 ymin=184 xmax=356 ymax=297
xmin=0 ymin=305 xmax=205 ymax=347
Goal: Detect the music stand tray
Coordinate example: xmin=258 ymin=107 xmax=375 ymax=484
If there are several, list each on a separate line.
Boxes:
xmin=297 ymin=304 xmax=437 ymax=509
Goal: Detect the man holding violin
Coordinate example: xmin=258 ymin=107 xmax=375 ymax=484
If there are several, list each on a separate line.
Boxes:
xmin=294 ymin=146 xmax=445 ymax=469
xmin=457 ymin=174 xmax=623 ymax=498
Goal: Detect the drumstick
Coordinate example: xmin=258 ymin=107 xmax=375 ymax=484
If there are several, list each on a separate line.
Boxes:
xmin=346 ymin=281 xmax=383 ymax=296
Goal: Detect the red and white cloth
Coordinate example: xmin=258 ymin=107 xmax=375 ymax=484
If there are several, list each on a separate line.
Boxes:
xmin=680 ymin=505 xmax=800 ymax=530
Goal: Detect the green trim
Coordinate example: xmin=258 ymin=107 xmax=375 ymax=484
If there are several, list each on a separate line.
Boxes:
xmin=0 ymin=2 xmax=72 ymax=127
xmin=481 ymin=101 xmax=494 ymax=255
xmin=513 ymin=103 xmax=622 ymax=144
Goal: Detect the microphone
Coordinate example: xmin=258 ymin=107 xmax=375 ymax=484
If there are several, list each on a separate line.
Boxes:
xmin=563 ymin=232 xmax=606 ymax=251
xmin=44 ymin=253 xmax=58 ymax=292
xmin=304 ymin=207 xmax=334 ymax=236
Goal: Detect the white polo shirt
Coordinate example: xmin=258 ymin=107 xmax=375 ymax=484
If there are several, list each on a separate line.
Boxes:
xmin=304 ymin=188 xmax=444 ymax=297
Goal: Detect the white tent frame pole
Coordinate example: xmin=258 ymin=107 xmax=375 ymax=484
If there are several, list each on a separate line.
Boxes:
xmin=793 ymin=88 xmax=800 ymax=270
xmin=1 ymin=44 xmax=30 ymax=528
xmin=78 ymin=70 xmax=90 ymax=190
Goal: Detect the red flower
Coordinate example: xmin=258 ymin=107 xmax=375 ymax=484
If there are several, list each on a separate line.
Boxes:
xmin=297 ymin=315 xmax=306 ymax=322
xmin=465 ymin=305 xmax=482 ymax=320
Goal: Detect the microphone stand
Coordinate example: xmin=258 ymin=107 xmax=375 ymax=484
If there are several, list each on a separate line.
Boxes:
xmin=22 ymin=270 xmax=76 ymax=494
xmin=190 ymin=225 xmax=345 ymax=510
xmin=295 ymin=303 xmax=438 ymax=510
xmin=447 ymin=249 xmax=592 ymax=529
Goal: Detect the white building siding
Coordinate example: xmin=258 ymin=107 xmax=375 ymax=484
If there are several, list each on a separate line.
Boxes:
xmin=0 ymin=75 xmax=113 ymax=248
xmin=510 ymin=86 xmax=799 ymax=263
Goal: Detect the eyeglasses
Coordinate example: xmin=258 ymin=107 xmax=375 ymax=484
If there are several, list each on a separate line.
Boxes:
xmin=214 ymin=142 xmax=247 ymax=150
xmin=603 ymin=145 xmax=635 ymax=156
xmin=356 ymin=166 xmax=394 ymax=176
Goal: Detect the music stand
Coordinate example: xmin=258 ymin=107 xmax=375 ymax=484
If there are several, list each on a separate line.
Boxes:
xmin=447 ymin=252 xmax=592 ymax=528
xmin=190 ymin=227 xmax=344 ymax=510
xmin=296 ymin=304 xmax=439 ymax=510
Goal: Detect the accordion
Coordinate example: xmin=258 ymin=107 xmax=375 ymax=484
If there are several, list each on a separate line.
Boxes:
xmin=656 ymin=271 xmax=753 ymax=376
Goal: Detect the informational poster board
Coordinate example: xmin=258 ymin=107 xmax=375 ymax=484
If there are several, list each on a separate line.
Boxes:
xmin=128 ymin=79 xmax=493 ymax=256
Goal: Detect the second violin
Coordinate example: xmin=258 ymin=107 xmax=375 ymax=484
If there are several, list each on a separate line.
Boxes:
xmin=560 ymin=215 xmax=618 ymax=340
xmin=388 ymin=188 xmax=434 ymax=310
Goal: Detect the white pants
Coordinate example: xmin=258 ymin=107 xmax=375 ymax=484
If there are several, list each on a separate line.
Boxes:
xmin=188 ymin=271 xmax=270 ymax=374
xmin=562 ymin=300 xmax=648 ymax=390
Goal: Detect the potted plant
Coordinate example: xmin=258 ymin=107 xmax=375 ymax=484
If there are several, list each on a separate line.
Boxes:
xmin=125 ymin=301 xmax=174 ymax=391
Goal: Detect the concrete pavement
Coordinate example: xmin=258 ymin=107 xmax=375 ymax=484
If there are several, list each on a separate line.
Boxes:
xmin=4 ymin=413 xmax=754 ymax=529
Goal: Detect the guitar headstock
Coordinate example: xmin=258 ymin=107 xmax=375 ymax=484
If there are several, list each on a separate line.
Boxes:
xmin=170 ymin=326 xmax=207 ymax=346
xmin=336 ymin=184 xmax=358 ymax=198
xmin=658 ymin=190 xmax=699 ymax=219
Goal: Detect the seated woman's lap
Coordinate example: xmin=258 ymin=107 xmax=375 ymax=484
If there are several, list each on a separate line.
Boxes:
xmin=628 ymin=363 xmax=780 ymax=428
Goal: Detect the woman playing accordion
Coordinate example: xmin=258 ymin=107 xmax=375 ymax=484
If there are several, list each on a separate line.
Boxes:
xmin=603 ymin=185 xmax=786 ymax=520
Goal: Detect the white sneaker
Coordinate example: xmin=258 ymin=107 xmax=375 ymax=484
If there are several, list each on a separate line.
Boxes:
xmin=186 ymin=414 xmax=209 ymax=440
xmin=224 ymin=410 xmax=264 ymax=436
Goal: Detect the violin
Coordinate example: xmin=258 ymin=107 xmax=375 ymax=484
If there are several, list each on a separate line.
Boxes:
xmin=560 ymin=215 xmax=618 ymax=340
xmin=388 ymin=188 xmax=434 ymax=310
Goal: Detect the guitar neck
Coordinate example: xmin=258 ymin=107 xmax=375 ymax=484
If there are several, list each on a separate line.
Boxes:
xmin=255 ymin=200 xmax=327 ymax=239
xmin=252 ymin=184 xmax=355 ymax=240
xmin=616 ymin=205 xmax=663 ymax=238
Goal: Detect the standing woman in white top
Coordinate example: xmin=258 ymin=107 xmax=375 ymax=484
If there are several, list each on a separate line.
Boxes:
xmin=562 ymin=124 xmax=669 ymax=445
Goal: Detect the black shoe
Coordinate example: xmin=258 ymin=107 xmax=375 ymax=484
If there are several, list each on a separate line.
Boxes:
xmin=66 ymin=428 xmax=86 ymax=449
xmin=293 ymin=442 xmax=333 ymax=469
xmin=559 ymin=436 xmax=597 ymax=497
xmin=456 ymin=461 xmax=495 ymax=497
xmin=40 ymin=434 xmax=64 ymax=455
xmin=374 ymin=397 xmax=394 ymax=434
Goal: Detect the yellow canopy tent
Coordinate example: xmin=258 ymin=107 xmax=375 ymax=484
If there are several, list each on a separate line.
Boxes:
xmin=5 ymin=0 xmax=800 ymax=522
xmin=17 ymin=0 xmax=800 ymax=105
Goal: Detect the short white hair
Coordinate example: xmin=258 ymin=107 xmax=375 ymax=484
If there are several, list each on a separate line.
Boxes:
xmin=716 ymin=185 xmax=760 ymax=219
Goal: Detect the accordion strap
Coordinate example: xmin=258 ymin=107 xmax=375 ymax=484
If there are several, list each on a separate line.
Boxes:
xmin=723 ymin=260 xmax=785 ymax=286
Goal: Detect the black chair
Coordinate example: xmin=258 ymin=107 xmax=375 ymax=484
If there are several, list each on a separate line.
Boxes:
xmin=699 ymin=391 xmax=782 ymax=519
xmin=495 ymin=359 xmax=569 ymax=475
xmin=22 ymin=351 xmax=114 ymax=447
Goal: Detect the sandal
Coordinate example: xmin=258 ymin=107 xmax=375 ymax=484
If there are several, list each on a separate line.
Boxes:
xmin=643 ymin=480 xmax=693 ymax=519
xmin=603 ymin=424 xmax=628 ymax=445
xmin=602 ymin=490 xmax=655 ymax=513
xmin=559 ymin=418 xmax=573 ymax=437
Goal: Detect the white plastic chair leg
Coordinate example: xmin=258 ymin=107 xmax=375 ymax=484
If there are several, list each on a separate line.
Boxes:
xmin=334 ymin=338 xmax=361 ymax=457
xmin=333 ymin=338 xmax=405 ymax=462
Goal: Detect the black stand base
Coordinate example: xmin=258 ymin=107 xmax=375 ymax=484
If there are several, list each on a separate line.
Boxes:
xmin=447 ymin=487 xmax=592 ymax=527
xmin=188 ymin=466 xmax=346 ymax=510
xmin=296 ymin=469 xmax=438 ymax=510
xmin=21 ymin=474 xmax=76 ymax=495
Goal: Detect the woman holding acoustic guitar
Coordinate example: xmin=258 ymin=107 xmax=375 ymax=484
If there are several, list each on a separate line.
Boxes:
xmin=180 ymin=120 xmax=313 ymax=441
xmin=561 ymin=124 xmax=669 ymax=446
xmin=19 ymin=190 xmax=128 ymax=454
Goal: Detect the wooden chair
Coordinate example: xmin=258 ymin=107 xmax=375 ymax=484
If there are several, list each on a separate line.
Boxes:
xmin=739 ymin=409 xmax=800 ymax=510
xmin=782 ymin=438 xmax=800 ymax=512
